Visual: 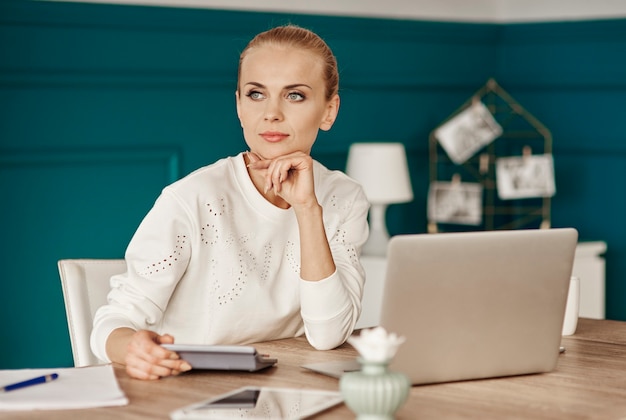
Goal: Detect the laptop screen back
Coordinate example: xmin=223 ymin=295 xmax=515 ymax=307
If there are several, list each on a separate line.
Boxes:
xmin=381 ymin=228 xmax=578 ymax=385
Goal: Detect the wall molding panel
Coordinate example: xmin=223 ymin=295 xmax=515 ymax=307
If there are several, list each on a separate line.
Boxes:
xmin=0 ymin=146 xmax=180 ymax=368
xmin=0 ymin=147 xmax=180 ymax=175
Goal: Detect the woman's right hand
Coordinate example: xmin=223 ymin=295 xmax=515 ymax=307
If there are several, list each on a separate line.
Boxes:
xmin=107 ymin=328 xmax=192 ymax=380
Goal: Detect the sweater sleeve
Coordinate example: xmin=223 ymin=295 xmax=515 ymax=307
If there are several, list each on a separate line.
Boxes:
xmin=299 ymin=183 xmax=370 ymax=350
xmin=90 ymin=189 xmax=194 ymax=362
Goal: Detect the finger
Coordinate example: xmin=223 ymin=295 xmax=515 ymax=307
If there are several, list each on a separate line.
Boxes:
xmin=264 ymin=162 xmax=276 ymax=194
xmin=247 ymin=159 xmax=270 ymax=170
xmin=148 ymin=334 xmax=192 ymax=373
xmin=129 ymin=349 xmax=190 ymax=376
xmin=145 ymin=333 xmax=178 ymax=360
xmin=157 ymin=333 xmax=175 ymax=344
xmin=143 ymin=347 xmax=186 ymax=371
xmin=126 ymin=354 xmax=172 ymax=379
xmin=177 ymin=361 xmax=193 ymax=372
xmin=155 ymin=334 xmax=178 ymax=359
xmin=269 ymin=159 xmax=295 ymax=192
xmin=126 ymin=365 xmax=159 ymax=380
xmin=158 ymin=357 xmax=192 ymax=373
xmin=274 ymin=168 xmax=291 ymax=193
xmin=127 ymin=332 xmax=186 ymax=370
xmin=246 ymin=151 xmax=262 ymax=164
xmin=246 ymin=152 xmax=270 ymax=170
xmin=128 ymin=337 xmax=171 ymax=363
xmin=127 ymin=352 xmax=191 ymax=379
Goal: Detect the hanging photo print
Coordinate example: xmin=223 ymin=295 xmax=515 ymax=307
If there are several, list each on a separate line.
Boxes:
xmin=434 ymin=101 xmax=503 ymax=165
xmin=427 ymin=180 xmax=483 ymax=225
xmin=496 ymin=154 xmax=556 ymax=200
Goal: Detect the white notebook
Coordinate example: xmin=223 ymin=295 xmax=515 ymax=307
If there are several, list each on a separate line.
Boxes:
xmin=0 ymin=364 xmax=128 ymax=411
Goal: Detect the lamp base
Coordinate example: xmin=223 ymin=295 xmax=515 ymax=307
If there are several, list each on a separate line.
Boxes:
xmin=362 ymin=229 xmax=389 ymax=257
xmin=362 ymin=204 xmax=390 ymax=257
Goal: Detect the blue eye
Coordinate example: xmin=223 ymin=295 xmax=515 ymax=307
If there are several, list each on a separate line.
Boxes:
xmin=246 ymin=90 xmax=265 ymax=100
xmin=287 ymin=92 xmax=305 ymax=101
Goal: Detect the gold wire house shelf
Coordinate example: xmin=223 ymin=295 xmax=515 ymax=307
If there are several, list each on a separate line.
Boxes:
xmin=428 ymin=78 xmax=553 ymax=233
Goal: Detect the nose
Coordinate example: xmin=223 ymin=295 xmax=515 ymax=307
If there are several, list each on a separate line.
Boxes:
xmin=264 ymin=98 xmax=283 ymax=121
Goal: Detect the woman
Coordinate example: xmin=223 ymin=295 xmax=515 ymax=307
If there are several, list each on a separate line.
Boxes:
xmin=91 ymin=24 xmax=369 ymax=380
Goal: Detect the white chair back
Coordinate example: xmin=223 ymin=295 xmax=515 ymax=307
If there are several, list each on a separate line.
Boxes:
xmin=58 ymin=259 xmax=126 ymax=367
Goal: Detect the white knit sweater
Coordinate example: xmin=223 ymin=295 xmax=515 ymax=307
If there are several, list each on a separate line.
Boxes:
xmin=91 ymin=153 xmax=369 ymax=361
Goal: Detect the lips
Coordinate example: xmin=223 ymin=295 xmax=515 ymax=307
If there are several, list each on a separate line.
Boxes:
xmin=260 ymin=132 xmax=289 ymax=142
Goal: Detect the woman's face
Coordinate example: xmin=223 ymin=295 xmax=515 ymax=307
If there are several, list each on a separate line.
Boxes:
xmin=236 ymin=45 xmax=339 ymax=160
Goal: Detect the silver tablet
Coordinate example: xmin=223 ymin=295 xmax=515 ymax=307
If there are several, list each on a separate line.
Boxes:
xmin=170 ymin=386 xmax=343 ymax=419
xmin=162 ymin=344 xmax=277 ymax=372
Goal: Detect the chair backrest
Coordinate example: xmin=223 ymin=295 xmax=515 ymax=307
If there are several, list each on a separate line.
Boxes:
xmin=58 ymin=259 xmax=127 ymax=367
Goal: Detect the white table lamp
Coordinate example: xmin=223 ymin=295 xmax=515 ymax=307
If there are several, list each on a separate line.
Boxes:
xmin=346 ymin=143 xmax=413 ymax=256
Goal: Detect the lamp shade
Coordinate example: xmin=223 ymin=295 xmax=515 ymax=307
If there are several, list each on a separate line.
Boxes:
xmin=346 ymin=143 xmax=413 ymax=204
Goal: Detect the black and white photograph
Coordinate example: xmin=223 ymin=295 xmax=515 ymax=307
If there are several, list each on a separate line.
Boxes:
xmin=496 ymin=154 xmax=556 ymax=199
xmin=427 ymin=180 xmax=483 ymax=225
xmin=434 ymin=101 xmax=503 ymax=164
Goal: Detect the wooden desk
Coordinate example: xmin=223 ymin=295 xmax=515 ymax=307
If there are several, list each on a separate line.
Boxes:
xmin=5 ymin=318 xmax=626 ymax=419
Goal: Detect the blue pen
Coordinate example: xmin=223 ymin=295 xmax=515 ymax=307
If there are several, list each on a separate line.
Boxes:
xmin=1 ymin=373 xmax=59 ymax=393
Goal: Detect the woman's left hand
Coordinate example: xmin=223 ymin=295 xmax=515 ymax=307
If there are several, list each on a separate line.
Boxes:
xmin=247 ymin=151 xmax=318 ymax=209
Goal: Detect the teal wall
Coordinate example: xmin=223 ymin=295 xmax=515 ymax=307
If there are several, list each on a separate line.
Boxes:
xmin=495 ymin=19 xmax=626 ymax=322
xmin=0 ymin=1 xmax=624 ymax=368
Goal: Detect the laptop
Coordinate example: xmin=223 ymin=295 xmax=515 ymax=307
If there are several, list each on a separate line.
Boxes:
xmin=303 ymin=228 xmax=578 ymax=385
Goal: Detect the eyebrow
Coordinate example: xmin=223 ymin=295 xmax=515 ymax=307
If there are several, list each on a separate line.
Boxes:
xmin=244 ymin=82 xmax=313 ymax=90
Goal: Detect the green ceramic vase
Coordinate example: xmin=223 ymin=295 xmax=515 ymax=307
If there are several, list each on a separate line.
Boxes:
xmin=339 ymin=358 xmax=410 ymax=419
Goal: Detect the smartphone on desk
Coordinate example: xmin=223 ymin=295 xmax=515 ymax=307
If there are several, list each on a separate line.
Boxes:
xmin=197 ymin=388 xmax=260 ymax=409
xmin=169 ymin=386 xmax=343 ymax=419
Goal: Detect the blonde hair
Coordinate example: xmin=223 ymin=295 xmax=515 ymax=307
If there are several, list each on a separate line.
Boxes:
xmin=238 ymin=25 xmax=339 ymax=100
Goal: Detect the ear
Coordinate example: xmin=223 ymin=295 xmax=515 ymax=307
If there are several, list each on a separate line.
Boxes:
xmin=319 ymin=94 xmax=340 ymax=132
xmin=235 ymin=90 xmax=243 ymax=126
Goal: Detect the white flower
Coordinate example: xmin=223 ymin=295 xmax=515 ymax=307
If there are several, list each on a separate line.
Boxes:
xmin=347 ymin=327 xmax=406 ymax=362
